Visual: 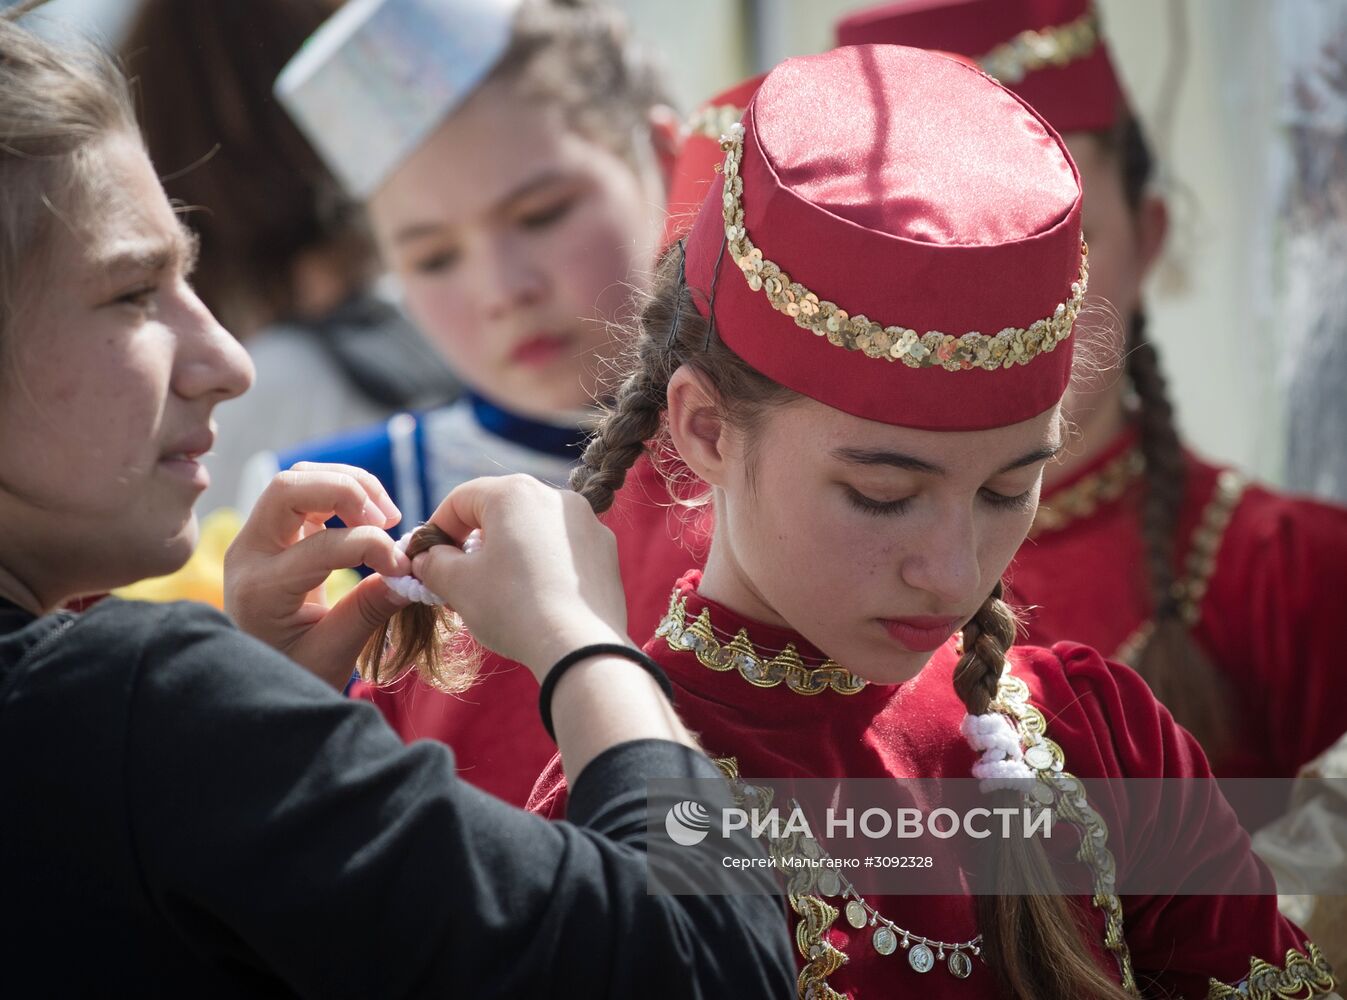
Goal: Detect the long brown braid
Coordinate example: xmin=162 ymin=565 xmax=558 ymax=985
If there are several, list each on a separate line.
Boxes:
xmin=575 ymin=247 xmax=1133 ymax=999
xmin=1098 ymin=116 xmax=1233 ymax=757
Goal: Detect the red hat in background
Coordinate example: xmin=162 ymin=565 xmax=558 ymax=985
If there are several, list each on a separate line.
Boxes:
xmin=682 ymin=44 xmax=1086 ymax=431
xmin=835 ymin=0 xmax=1126 ymax=135
xmin=662 ymin=74 xmax=765 ymax=249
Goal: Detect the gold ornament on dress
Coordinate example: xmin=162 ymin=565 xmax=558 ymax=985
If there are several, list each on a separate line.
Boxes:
xmin=1113 ymin=469 xmax=1246 ymax=665
xmin=656 ymin=590 xmax=868 ymax=695
xmin=712 ymin=757 xmax=981 ymax=997
xmin=1206 ymin=942 xmax=1335 ymax=1000
xmin=717 ymin=123 xmax=1089 ymax=372
xmin=993 ymin=666 xmax=1138 ymax=994
xmin=1030 ymin=445 xmax=1145 ymax=538
xmin=978 ymin=3 xmax=1102 ymax=85
xmin=687 ymin=102 xmax=745 ymax=140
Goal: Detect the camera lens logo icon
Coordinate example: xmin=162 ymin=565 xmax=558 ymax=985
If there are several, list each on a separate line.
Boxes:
xmin=665 ymin=800 xmax=711 ymax=847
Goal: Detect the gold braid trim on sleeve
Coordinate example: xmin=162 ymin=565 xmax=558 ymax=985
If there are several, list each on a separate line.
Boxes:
xmin=1207 ymin=942 xmax=1336 ymax=999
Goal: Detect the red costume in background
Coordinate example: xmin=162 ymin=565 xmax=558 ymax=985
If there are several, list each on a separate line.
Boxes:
xmin=835 ymin=0 xmax=1347 ymax=780
xmin=1008 ymin=428 xmax=1347 ymax=778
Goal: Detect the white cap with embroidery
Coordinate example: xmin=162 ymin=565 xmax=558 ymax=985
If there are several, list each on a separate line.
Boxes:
xmin=276 ymin=0 xmax=525 ymax=198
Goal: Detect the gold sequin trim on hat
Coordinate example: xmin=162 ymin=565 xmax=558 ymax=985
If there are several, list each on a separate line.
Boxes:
xmin=687 ymin=102 xmax=745 ymax=140
xmin=655 ymin=590 xmax=868 ymax=695
xmin=993 ymin=666 xmax=1139 ymax=994
xmin=1029 ymin=445 xmax=1144 ymax=539
xmin=718 ymin=124 xmax=1089 ymax=372
xmin=1207 ymin=942 xmax=1335 ymax=999
xmin=979 ymin=3 xmax=1102 ymax=85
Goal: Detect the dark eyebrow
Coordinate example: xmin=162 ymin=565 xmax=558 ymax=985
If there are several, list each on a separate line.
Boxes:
xmin=832 ymin=441 xmax=1064 ymax=477
xmin=392 ymin=169 xmax=574 ymax=245
xmin=996 ymin=443 xmax=1063 ymax=474
xmin=832 ymin=447 xmax=945 ymax=475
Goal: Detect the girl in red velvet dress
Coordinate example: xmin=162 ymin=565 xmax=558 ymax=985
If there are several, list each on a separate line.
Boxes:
xmin=522 ymin=42 xmax=1335 ymax=1000
xmin=833 ymin=0 xmax=1347 ymax=781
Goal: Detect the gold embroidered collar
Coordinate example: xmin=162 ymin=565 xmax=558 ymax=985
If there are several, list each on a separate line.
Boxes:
xmin=654 ymin=590 xmax=868 ymax=696
xmin=1030 ymin=443 xmax=1144 ymax=538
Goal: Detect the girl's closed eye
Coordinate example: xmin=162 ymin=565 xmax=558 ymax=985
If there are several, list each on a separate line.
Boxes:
xmin=845 ymin=485 xmax=914 ymax=517
xmin=979 ymin=485 xmax=1036 ymax=512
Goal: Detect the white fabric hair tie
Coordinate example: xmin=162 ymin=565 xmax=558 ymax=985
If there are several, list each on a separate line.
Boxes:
xmin=960 ymin=710 xmax=1036 ymax=794
xmin=382 ymin=529 xmax=481 ymax=606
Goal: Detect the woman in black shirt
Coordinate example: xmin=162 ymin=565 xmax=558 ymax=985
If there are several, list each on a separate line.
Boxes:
xmin=0 ymin=4 xmax=791 ymax=995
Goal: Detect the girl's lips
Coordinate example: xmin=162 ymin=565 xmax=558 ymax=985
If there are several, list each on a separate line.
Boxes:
xmin=879 ymin=616 xmax=962 ymax=653
xmin=509 ymin=333 xmax=572 ymax=367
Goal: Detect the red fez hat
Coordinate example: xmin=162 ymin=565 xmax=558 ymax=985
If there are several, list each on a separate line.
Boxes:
xmin=835 ymin=0 xmax=1126 ymax=134
xmin=682 ymin=45 xmax=1086 ymax=431
xmin=662 ymin=74 xmax=766 ymax=249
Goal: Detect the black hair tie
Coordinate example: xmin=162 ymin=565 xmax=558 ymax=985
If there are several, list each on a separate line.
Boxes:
xmin=538 ymin=643 xmax=675 ymax=742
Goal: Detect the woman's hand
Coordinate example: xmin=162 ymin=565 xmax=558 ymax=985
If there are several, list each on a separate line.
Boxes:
xmin=411 ymin=474 xmax=629 ymax=678
xmin=224 ymin=462 xmax=412 ymax=689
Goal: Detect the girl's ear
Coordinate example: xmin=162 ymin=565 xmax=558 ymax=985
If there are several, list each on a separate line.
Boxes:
xmin=667 ymin=364 xmax=731 ymax=486
xmin=647 ymin=104 xmax=680 ymax=192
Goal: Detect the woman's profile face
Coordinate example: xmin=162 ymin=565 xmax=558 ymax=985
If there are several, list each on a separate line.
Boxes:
xmin=692 ymin=393 xmax=1062 ymax=684
xmin=368 ymin=81 xmax=665 ymax=420
xmin=0 ymin=132 xmax=253 ymax=606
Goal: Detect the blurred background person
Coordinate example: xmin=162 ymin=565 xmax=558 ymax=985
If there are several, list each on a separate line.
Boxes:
xmin=263 ymin=0 xmax=680 ymax=807
xmin=120 ymin=0 xmax=460 ymax=515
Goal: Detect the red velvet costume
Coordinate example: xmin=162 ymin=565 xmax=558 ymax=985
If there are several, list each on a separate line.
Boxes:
xmin=529 ymin=574 xmax=1330 ymax=998
xmin=834 ymin=0 xmax=1347 ymax=780
xmin=526 ymin=34 xmax=1333 ymax=997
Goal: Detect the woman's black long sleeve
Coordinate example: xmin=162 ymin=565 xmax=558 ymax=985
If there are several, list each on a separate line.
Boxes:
xmin=0 ymin=598 xmax=792 ymax=997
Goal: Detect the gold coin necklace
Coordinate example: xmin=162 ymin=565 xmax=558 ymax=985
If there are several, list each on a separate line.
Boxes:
xmin=838 ymin=875 xmax=982 ymax=979
xmin=782 ymin=798 xmax=983 ymax=980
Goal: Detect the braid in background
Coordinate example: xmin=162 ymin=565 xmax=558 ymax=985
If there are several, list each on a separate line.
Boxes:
xmin=956 ymin=585 xmax=1133 ymax=999
xmin=1103 ymin=115 xmax=1233 ymax=757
